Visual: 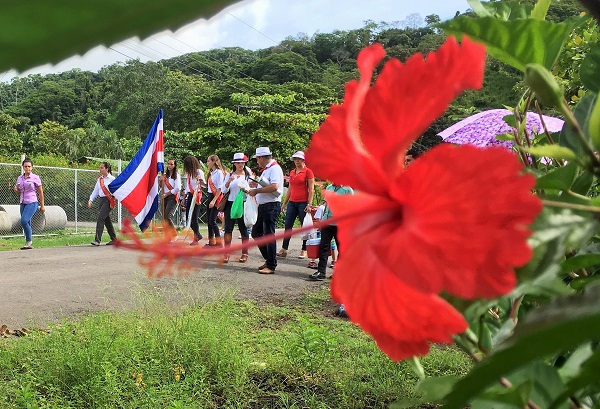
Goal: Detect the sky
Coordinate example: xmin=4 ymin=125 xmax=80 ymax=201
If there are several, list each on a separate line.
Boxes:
xmin=1 ymin=0 xmax=469 ymax=80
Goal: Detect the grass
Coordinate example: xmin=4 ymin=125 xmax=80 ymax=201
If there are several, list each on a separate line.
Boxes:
xmin=0 ymin=225 xmax=213 ymax=251
xmin=0 ymin=288 xmax=471 ymax=408
xmin=0 ymin=231 xmax=97 ymax=251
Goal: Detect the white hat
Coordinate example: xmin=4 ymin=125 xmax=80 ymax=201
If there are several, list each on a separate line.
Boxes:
xmin=253 ymin=146 xmax=272 ymax=158
xmin=290 ymin=151 xmax=305 ymax=161
xmin=232 ymin=152 xmax=248 ymax=163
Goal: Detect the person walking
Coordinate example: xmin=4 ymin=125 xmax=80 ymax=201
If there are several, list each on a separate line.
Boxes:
xmin=221 ymin=153 xmax=252 ymax=263
xmin=162 ymin=158 xmax=181 ymax=230
xmin=247 ymin=147 xmax=284 ymax=274
xmin=13 ymin=158 xmax=45 ymax=250
xmin=88 ymin=162 xmax=117 ymax=246
xmin=206 ymin=154 xmax=226 ymax=247
xmin=309 ymin=184 xmax=354 ymax=280
xmin=278 ymin=151 xmax=314 ymax=259
xmin=183 ymin=155 xmax=206 ymax=245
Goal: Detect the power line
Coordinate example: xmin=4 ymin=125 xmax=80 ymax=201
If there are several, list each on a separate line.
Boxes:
xmin=108 ymin=40 xmax=307 ymax=117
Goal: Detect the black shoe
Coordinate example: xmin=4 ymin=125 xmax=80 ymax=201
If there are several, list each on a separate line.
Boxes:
xmin=334 ymin=305 xmax=348 ymax=318
xmin=91 ymin=241 xmax=100 ymax=246
xmin=309 ymin=272 xmax=326 ymax=281
xmin=106 ymin=240 xmax=114 ymax=246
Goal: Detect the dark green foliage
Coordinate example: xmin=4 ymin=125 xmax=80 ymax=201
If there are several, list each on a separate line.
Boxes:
xmin=0 ymin=17 xmax=557 ymax=162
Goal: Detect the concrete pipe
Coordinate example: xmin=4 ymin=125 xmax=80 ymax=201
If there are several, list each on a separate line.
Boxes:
xmin=0 ymin=210 xmax=11 ymax=233
xmin=0 ymin=205 xmax=66 ymax=233
xmin=41 ymin=206 xmax=67 ymax=231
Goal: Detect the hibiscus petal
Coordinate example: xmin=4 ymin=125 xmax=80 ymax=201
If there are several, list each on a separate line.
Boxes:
xmin=324 ymin=144 xmax=540 ymax=300
xmin=382 ymin=144 xmax=541 ymax=299
xmin=306 ymin=103 xmax=388 ymax=196
xmin=305 ymin=44 xmax=389 ymax=195
xmin=360 ymin=36 xmax=487 ymax=176
xmin=331 ymin=235 xmax=468 ymax=361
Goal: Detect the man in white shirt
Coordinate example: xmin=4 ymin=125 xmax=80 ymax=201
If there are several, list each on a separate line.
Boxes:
xmin=247 ymin=146 xmax=284 ymax=274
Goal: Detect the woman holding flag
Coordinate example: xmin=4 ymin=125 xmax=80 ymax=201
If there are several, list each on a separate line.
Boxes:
xmin=88 ymin=162 xmax=117 ymax=246
xmin=183 ymin=155 xmax=206 ymax=246
xmin=162 ymin=158 xmax=181 ymax=229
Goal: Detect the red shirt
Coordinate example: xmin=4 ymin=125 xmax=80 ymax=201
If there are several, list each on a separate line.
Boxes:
xmin=288 ymin=167 xmax=314 ymax=202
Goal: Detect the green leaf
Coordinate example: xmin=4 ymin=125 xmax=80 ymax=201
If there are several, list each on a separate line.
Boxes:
xmin=560 ymin=93 xmax=597 ymax=156
xmin=535 ymin=162 xmax=579 ymax=191
xmin=522 ymin=145 xmax=578 ymax=162
xmin=506 ymin=362 xmax=568 ymax=409
xmin=478 ymin=321 xmax=493 ymax=352
xmin=441 ymin=286 xmax=600 ymax=409
xmin=0 ymin=0 xmax=237 ymax=73
xmin=557 ymin=343 xmax=594 ymax=382
xmin=550 ymin=348 xmax=600 ymax=409
xmin=440 ymin=17 xmax=581 ymax=71
xmin=569 ymin=171 xmax=595 ymax=196
xmin=392 ymin=376 xmax=459 ymax=408
xmin=471 ymin=380 xmax=533 ymax=409
xmin=416 ymin=377 xmax=460 ymax=401
xmin=466 ymin=0 xmax=493 ymax=17
xmin=580 ymin=43 xmax=600 ymax=93
xmin=561 ymin=254 xmax=600 ymax=274
xmin=495 ymin=133 xmax=516 ymax=141
xmin=530 ymin=0 xmax=551 ymax=20
xmin=473 ymin=361 xmax=568 ymax=409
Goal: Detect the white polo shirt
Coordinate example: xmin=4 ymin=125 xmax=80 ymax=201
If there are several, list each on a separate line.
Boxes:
xmin=256 ymin=160 xmax=284 ymax=205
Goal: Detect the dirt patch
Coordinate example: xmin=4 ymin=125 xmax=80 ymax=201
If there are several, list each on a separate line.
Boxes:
xmin=0 ymin=235 xmax=338 ymax=330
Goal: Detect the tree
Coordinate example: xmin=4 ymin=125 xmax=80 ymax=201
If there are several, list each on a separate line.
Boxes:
xmin=99 ymin=60 xmax=170 ymax=139
xmin=250 ymin=51 xmax=316 ymax=84
xmin=403 ymin=13 xmax=424 ymax=29
xmin=0 ymin=112 xmax=22 ymax=156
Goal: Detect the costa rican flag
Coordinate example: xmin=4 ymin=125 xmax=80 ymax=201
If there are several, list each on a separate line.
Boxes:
xmin=109 ymin=109 xmax=164 ymax=231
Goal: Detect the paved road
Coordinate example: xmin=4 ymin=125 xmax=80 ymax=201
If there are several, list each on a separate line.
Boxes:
xmin=0 ymin=236 xmax=328 ymax=328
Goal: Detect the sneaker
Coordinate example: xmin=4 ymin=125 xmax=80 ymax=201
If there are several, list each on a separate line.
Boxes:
xmin=258 ymin=267 xmax=275 ymax=274
xmin=309 ymin=271 xmax=326 ymax=281
xmin=20 ymin=242 xmax=33 ymax=250
xmin=106 ymin=240 xmax=115 ymax=246
xmin=329 ymin=261 xmax=336 ymax=268
xmin=298 ymin=250 xmax=308 ymax=259
xmin=276 ymin=249 xmax=288 ymax=258
xmin=91 ymin=241 xmax=100 ymax=246
xmin=335 ymin=305 xmax=348 ymax=318
xmin=307 ymin=261 xmax=317 ymax=269
xmin=257 ymin=263 xmax=267 ymax=271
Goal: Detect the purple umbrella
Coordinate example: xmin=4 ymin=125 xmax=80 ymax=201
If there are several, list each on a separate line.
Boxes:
xmin=438 ymin=109 xmax=564 ymax=148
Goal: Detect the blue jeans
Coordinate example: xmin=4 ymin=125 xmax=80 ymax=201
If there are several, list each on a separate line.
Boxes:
xmin=282 ymin=201 xmax=308 ymax=251
xmin=252 ymin=202 xmax=281 ymax=270
xmin=20 ymin=202 xmax=38 ymax=242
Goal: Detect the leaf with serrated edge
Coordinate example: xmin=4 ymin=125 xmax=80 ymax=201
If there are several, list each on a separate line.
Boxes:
xmin=440 ymin=17 xmax=580 ymax=71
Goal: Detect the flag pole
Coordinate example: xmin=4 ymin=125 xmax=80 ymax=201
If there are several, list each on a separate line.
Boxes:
xmin=180 ymin=182 xmax=200 ymax=242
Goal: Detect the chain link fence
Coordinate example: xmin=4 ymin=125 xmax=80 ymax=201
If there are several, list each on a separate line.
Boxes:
xmin=0 ymin=162 xmax=209 ymax=238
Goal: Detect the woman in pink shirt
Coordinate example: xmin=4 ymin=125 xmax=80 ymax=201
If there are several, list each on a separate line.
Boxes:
xmin=13 ymin=158 xmax=45 ymax=250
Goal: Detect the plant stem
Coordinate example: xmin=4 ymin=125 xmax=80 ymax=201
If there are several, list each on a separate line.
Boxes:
xmin=542 ymin=199 xmax=600 ymax=213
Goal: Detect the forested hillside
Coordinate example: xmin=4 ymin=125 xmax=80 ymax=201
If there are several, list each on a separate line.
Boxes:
xmin=0 ymin=0 xmax=586 ymax=170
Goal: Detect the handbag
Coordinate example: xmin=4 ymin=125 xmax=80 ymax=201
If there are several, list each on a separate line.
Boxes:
xmin=230 ymin=190 xmax=244 ymax=219
xmin=244 ymin=197 xmax=258 ymax=226
xmin=216 ymin=192 xmax=229 ymax=211
xmin=300 ymin=212 xmax=316 ymax=240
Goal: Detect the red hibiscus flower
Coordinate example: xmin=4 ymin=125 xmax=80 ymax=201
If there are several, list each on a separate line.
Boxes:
xmin=305 ymin=37 xmax=542 ymax=361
